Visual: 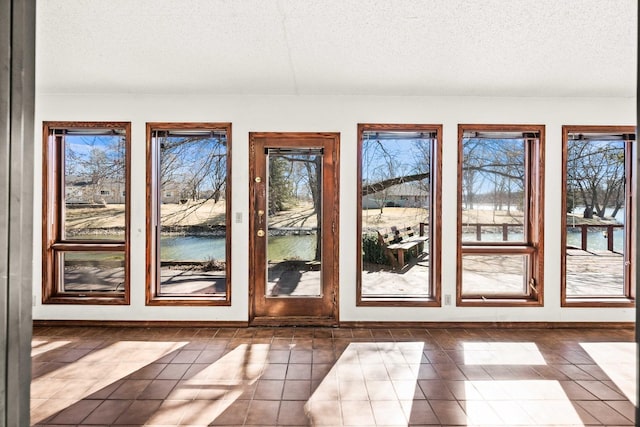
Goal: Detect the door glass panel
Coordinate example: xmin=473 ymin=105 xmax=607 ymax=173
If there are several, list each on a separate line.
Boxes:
xmin=566 ymin=136 xmax=627 ymax=297
xmin=266 ymin=148 xmax=323 ymax=297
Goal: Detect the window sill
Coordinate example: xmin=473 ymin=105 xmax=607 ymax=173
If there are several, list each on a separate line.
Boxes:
xmin=43 ymin=294 xmax=129 ymax=305
xmin=146 ymin=296 xmax=231 ymax=306
xmin=458 ymin=297 xmax=543 ymax=307
xmin=357 ymin=297 xmax=440 ymax=307
xmin=562 ymin=298 xmax=635 ymax=308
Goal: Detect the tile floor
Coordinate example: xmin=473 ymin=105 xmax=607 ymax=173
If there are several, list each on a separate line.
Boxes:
xmin=31 ymin=326 xmax=637 ymax=426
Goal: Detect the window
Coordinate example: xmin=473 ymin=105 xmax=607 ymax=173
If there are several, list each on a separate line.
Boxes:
xmin=357 ymin=124 xmax=442 ymax=306
xmin=42 ymin=122 xmax=130 ymax=304
xmin=146 ymin=123 xmax=231 ymax=305
xmin=562 ymin=126 xmax=635 ymax=306
xmin=457 ymin=125 xmax=544 ymax=306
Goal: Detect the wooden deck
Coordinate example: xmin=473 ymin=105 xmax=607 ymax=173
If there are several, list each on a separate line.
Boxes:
xmin=361 ymin=248 xmax=626 ymax=299
xmin=64 ymin=249 xmax=626 ymax=298
xmin=566 ymin=248 xmax=625 ymax=296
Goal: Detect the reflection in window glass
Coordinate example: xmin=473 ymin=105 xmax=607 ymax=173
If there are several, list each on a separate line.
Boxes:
xmin=565 ymin=133 xmax=629 ymax=298
xmin=360 ymin=130 xmax=434 ymax=300
xmin=63 ymin=132 xmax=126 ymax=240
xmin=59 ymin=251 xmax=125 ymax=293
xmin=153 ymin=129 xmax=228 ymax=298
xmin=462 ymin=254 xmax=529 ymax=297
xmin=461 ymin=137 xmax=525 ymax=243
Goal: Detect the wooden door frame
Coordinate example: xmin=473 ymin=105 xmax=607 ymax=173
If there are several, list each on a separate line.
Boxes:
xmin=248 ymin=132 xmax=340 ymax=326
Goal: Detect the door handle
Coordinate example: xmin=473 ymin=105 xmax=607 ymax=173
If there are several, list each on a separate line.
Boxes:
xmin=257 ymin=229 xmax=265 ymax=237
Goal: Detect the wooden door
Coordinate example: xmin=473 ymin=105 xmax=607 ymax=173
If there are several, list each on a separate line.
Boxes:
xmin=249 ymin=133 xmax=339 ymax=326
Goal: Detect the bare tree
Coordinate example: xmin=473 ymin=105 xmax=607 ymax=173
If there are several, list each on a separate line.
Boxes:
xmin=158 ymin=134 xmax=227 ymax=227
xmin=567 ymin=140 xmax=625 ymax=219
xmin=65 ymin=135 xmax=125 ymax=204
xmin=268 ymin=153 xmax=322 ymax=260
xmin=461 ymin=139 xmax=485 ymax=210
xmin=362 ymin=140 xmax=391 ymax=213
xmin=461 ymin=138 xmax=525 ymax=212
xmin=268 ymin=156 xmax=294 ymax=214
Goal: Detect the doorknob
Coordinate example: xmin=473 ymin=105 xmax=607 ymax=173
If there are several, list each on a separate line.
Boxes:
xmin=257 ymin=229 xmax=265 ymax=237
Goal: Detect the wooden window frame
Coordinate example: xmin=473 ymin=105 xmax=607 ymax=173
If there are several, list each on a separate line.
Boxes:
xmin=145 ymin=122 xmax=232 ymax=306
xmin=42 ymin=121 xmax=131 ymax=305
xmin=457 ymin=124 xmax=545 ymax=306
xmin=561 ymin=125 xmax=635 ymax=307
xmin=356 ymin=124 xmax=442 ymax=307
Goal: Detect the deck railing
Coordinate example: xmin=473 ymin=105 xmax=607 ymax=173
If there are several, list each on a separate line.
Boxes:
xmin=461 ymin=222 xmax=623 ymax=252
xmin=567 ymin=223 xmax=623 ymax=252
xmin=461 ymin=223 xmax=524 ymax=241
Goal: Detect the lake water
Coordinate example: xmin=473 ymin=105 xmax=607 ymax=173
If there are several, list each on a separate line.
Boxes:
xmin=565 ymin=228 xmax=624 ymax=252
xmin=160 ymin=234 xmax=318 ymax=261
xmin=73 ymin=220 xmax=626 ymax=263
xmin=161 ymin=235 xmax=225 ymax=261
xmin=161 ymin=227 xmax=624 ymax=261
xmin=470 ymin=204 xmax=625 ymax=222
xmin=267 ymin=235 xmax=318 ymax=261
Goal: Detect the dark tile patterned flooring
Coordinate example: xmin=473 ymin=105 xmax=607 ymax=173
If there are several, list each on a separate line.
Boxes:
xmin=31 ymin=326 xmax=637 ymax=426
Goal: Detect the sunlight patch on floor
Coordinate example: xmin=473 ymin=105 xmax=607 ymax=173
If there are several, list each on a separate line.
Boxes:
xmin=31 ymin=339 xmax=72 ymax=357
xmin=463 ymin=342 xmax=547 ymax=365
xmin=465 ymin=380 xmax=584 ymax=426
xmin=172 ymin=343 xmax=269 ymax=425
xmin=31 ymin=340 xmax=187 ymax=424
xmin=306 ymin=342 xmax=424 ymax=426
xmin=580 ymin=342 xmax=637 ymax=405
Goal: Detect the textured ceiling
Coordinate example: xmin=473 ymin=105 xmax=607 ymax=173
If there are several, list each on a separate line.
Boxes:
xmin=36 ymin=0 xmax=637 ymax=97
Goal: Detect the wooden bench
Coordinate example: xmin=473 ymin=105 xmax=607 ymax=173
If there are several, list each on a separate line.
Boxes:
xmin=378 ymin=225 xmax=428 ymax=268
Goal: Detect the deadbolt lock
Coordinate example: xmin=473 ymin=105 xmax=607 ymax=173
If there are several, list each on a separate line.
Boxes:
xmin=255 ymin=177 xmax=262 ymax=183
xmin=257 ymin=229 xmax=265 ymax=237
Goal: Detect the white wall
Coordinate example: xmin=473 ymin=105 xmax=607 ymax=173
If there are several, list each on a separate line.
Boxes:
xmin=33 ymin=93 xmax=636 ymax=323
